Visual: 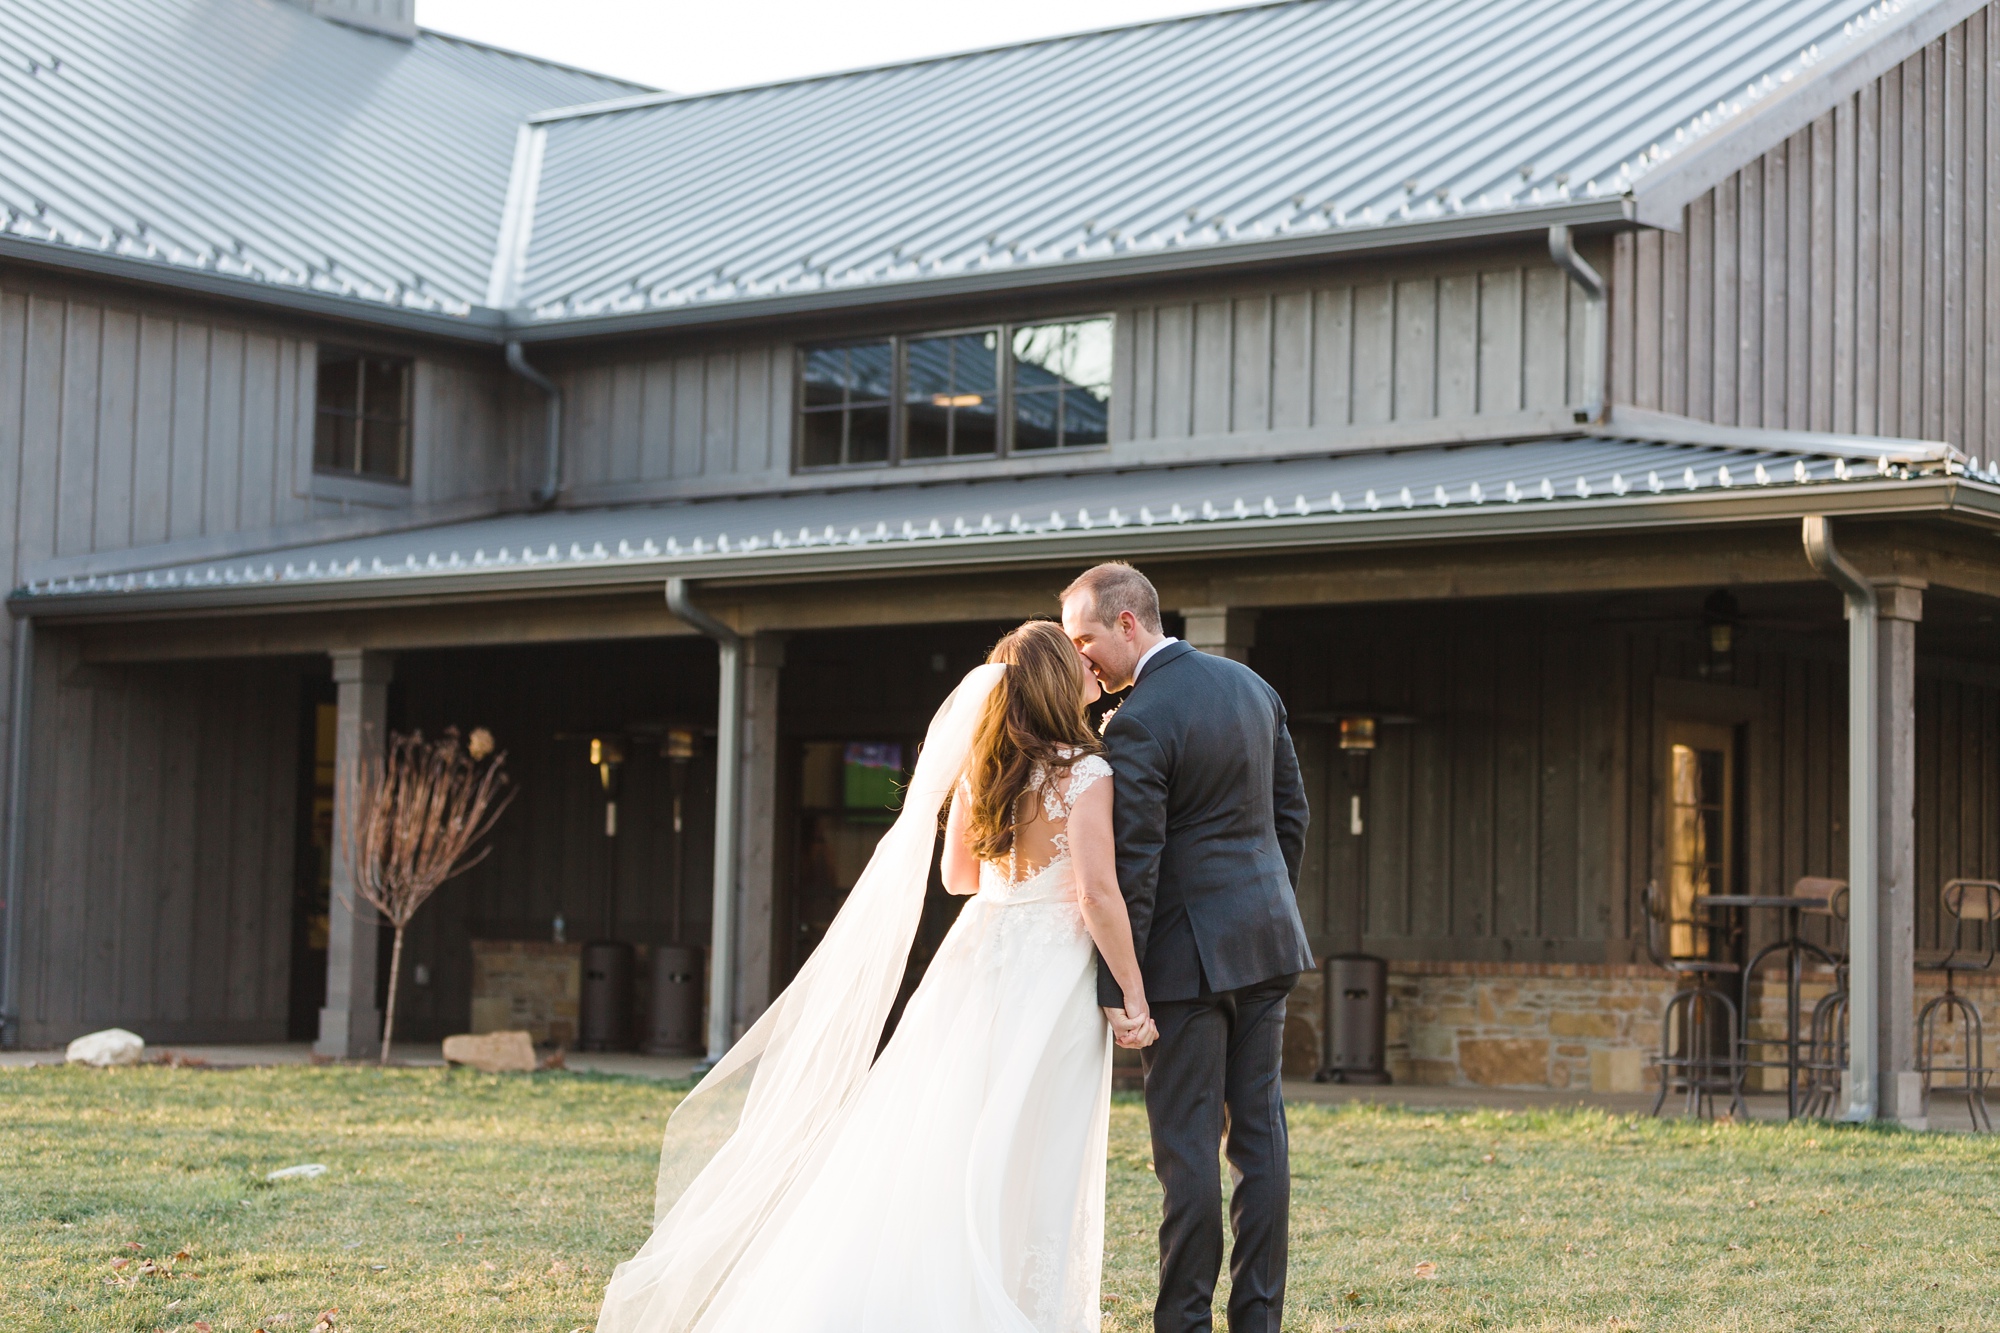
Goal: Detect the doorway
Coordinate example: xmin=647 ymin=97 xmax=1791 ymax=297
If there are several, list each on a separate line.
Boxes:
xmin=1662 ymin=719 xmax=1739 ymax=960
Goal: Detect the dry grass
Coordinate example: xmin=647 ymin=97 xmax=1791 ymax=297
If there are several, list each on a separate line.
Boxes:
xmin=4 ymin=1064 xmax=1997 ymax=1331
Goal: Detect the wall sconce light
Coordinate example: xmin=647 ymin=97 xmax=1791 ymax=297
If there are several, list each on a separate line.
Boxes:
xmin=590 ymin=736 xmax=625 ymax=836
xmin=1338 ymin=716 xmax=1378 ymax=752
xmin=1338 ymin=716 xmax=1377 ymax=835
xmin=1702 ymin=589 xmax=1740 ymax=680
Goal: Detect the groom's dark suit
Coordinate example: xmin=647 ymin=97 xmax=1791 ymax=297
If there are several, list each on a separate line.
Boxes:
xmin=1097 ymin=639 xmax=1311 ymax=1333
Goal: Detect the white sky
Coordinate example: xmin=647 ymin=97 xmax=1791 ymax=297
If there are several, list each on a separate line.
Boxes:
xmin=417 ymin=0 xmax=1227 ymax=94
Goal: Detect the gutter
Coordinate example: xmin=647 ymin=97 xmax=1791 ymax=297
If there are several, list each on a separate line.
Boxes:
xmin=504 ymin=199 xmax=1635 ymax=343
xmin=1801 ymin=515 xmax=1878 ymax=1123
xmin=0 ymin=235 xmax=509 ymax=344
xmin=0 ymin=199 xmax=1632 ymax=349
xmin=505 ymin=342 xmax=565 ymax=508
xmin=664 ymin=578 xmax=741 ymax=1067
xmin=11 ymin=475 xmax=1991 ymax=621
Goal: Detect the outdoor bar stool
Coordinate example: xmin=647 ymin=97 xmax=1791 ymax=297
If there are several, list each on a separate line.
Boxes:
xmin=1800 ymin=884 xmax=1850 ymax=1120
xmin=1731 ymin=877 xmax=1845 ymax=1118
xmin=1643 ymin=880 xmax=1746 ymax=1119
xmin=1916 ymin=879 xmax=2000 ymax=1133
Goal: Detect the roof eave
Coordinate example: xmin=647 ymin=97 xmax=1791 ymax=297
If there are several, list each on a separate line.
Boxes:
xmin=0 ymin=235 xmax=509 ymax=344
xmin=506 ymin=198 xmax=1636 ymax=344
xmin=14 ymin=475 xmax=1986 ymax=621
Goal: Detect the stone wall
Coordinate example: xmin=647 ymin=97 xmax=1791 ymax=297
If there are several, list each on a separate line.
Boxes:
xmin=469 ymin=941 xmax=582 ymax=1044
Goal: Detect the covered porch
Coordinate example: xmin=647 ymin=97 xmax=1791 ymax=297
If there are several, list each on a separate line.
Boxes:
xmin=9 ymin=433 xmax=2000 ymax=1126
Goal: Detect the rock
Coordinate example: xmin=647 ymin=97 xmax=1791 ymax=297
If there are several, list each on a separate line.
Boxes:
xmin=442 ymin=1030 xmax=537 ymax=1073
xmin=1590 ymin=1047 xmax=1644 ymax=1093
xmin=65 ymin=1028 xmax=144 ymax=1067
xmin=1457 ymin=1037 xmax=1548 ymax=1087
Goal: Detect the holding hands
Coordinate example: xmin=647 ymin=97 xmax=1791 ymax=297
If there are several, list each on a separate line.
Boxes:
xmin=1103 ymin=1000 xmax=1158 ymax=1049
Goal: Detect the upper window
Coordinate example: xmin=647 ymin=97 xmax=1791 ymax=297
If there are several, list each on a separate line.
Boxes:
xmin=796 ymin=316 xmax=1111 ymax=470
xmin=314 ymin=347 xmax=412 ymax=483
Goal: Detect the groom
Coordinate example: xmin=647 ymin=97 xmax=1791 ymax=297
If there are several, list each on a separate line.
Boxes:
xmin=1060 ymin=563 xmax=1311 ymax=1333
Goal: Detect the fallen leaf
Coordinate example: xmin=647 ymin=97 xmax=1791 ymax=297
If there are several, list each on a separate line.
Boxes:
xmin=110 ymin=1258 xmax=130 ymax=1271
xmin=1481 ymin=1153 xmax=1495 ymax=1163
xmin=1747 ymin=1200 xmax=1759 ymax=1210
xmin=1343 ymin=1290 xmax=1361 ymax=1304
xmin=311 ymin=1309 xmax=338 ymax=1333
xmin=1727 ymin=1242 xmax=1743 ymax=1251
xmin=194 ymin=1323 xmax=213 ymax=1332
xmin=1413 ymin=1261 xmax=1438 ymax=1279
xmin=126 ymin=1242 xmax=145 ymax=1252
xmin=174 ymin=1248 xmax=194 ymax=1261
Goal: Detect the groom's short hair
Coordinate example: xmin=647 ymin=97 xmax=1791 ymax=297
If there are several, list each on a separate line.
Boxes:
xmin=1061 ymin=562 xmax=1162 ymax=633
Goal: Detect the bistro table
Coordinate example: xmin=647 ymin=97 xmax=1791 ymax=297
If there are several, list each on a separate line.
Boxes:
xmin=1693 ymin=894 xmax=1840 ymax=1118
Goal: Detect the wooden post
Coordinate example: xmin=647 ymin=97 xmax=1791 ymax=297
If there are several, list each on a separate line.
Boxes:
xmin=733 ymin=631 xmax=785 ymax=1035
xmin=315 ymin=649 xmax=393 ymax=1060
xmin=1876 ymin=580 xmax=1924 ymax=1126
xmin=1180 ymin=606 xmax=1259 ymax=663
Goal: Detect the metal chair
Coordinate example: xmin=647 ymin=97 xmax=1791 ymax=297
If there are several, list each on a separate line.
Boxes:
xmin=1917 ymin=878 xmax=1999 ymax=1132
xmin=1644 ymin=880 xmax=1746 ymax=1119
xmin=1800 ymin=883 xmax=1850 ymax=1119
xmin=1737 ymin=876 xmax=1844 ymax=1117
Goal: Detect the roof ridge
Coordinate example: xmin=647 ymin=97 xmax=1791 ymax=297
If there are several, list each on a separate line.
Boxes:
xmin=417 ymin=26 xmax=657 ymax=94
xmin=525 ymin=0 xmax=1297 ymax=124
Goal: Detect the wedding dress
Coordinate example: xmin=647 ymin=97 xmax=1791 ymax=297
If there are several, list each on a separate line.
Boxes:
xmin=598 ymin=665 xmax=1115 ymax=1333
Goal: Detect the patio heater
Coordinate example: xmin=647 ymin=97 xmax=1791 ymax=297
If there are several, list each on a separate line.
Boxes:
xmin=1319 ymin=714 xmax=1391 ymax=1083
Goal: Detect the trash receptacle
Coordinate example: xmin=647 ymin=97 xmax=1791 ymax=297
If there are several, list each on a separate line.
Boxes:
xmin=645 ymin=945 xmax=702 ymax=1055
xmin=1319 ymin=953 xmax=1391 ymax=1084
xmin=580 ymin=940 xmax=635 ymax=1051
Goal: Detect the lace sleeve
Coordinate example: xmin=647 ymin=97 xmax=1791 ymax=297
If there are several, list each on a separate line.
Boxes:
xmin=1058 ymin=754 xmax=1113 ymax=818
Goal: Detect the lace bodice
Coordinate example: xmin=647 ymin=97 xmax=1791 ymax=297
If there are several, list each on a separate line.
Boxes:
xmin=983 ymin=749 xmax=1112 ymax=891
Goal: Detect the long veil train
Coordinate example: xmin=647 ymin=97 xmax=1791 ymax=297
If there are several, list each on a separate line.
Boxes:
xmin=596 ymin=664 xmax=1005 ymax=1333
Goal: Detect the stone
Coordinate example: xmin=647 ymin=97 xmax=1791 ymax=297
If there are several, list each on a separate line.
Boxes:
xmin=442 ymin=1030 xmax=537 ymax=1073
xmin=65 ymin=1028 xmax=144 ymax=1067
xmin=1458 ymin=1038 xmax=1548 ymax=1087
xmin=1281 ymin=1014 xmax=1320 ymax=1078
xmin=1590 ymin=1047 xmax=1644 ymax=1093
xmin=1549 ymin=1010 xmax=1621 ymax=1038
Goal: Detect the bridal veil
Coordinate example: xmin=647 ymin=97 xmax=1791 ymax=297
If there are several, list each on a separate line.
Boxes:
xmin=596 ymin=664 xmax=1006 ymax=1333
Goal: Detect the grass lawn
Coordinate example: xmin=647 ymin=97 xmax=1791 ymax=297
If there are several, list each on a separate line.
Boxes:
xmin=4 ymin=1065 xmax=1998 ymax=1331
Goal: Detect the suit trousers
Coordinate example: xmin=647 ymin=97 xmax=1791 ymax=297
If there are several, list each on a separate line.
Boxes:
xmin=1140 ymin=971 xmax=1297 ymax=1333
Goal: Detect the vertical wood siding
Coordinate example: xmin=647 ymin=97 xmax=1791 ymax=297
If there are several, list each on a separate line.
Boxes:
xmin=1118 ymin=264 xmax=1588 ymax=444
xmin=16 ymin=640 xmax=301 ymax=1045
xmin=1614 ymin=5 xmax=2000 ymax=453
xmin=558 ymin=345 xmax=789 ymax=492
xmin=1263 ymin=603 xmax=1998 ymax=967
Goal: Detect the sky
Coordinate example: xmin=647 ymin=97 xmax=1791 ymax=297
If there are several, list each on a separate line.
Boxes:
xmin=417 ymin=0 xmax=1228 ymax=94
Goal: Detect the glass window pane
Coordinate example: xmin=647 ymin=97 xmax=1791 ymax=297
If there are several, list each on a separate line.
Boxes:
xmin=800 ymin=410 xmax=845 ymax=468
xmin=313 ymin=409 xmax=351 ymax=472
xmin=904 ymin=400 xmax=950 ymax=458
xmin=846 ymin=341 xmax=893 ymax=402
xmin=361 ymin=416 xmax=405 ymax=479
xmin=361 ymin=357 xmax=406 ymax=421
xmin=953 ymin=400 xmax=998 ymax=455
xmin=1060 ymin=385 xmax=1109 ymax=446
xmin=316 ymin=356 xmax=359 ymax=416
xmin=802 ymin=347 xmax=850 ymax=408
xmin=847 ymin=405 xmax=890 ymax=464
xmin=1013 ymin=388 xmax=1059 ymax=450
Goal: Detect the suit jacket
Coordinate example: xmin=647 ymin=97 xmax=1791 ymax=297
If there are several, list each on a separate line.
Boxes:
xmin=1097 ymin=640 xmax=1313 ymax=1007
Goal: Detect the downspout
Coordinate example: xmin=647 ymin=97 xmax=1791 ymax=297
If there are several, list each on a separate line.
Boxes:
xmin=665 ymin=578 xmax=742 ymax=1067
xmin=1 ymin=616 xmax=33 ymax=1048
xmin=1802 ymin=515 xmax=1879 ymax=1122
xmin=1547 ymin=224 xmax=1606 ymax=424
xmin=505 ymin=341 xmax=564 ymax=510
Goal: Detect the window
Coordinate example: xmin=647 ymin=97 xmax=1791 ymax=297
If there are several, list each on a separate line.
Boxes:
xmin=1010 ymin=319 xmax=1111 ymax=451
xmin=795 ymin=316 xmax=1111 ymax=469
xmin=800 ymin=340 xmax=893 ymax=468
xmin=314 ymin=348 xmax=412 ymax=482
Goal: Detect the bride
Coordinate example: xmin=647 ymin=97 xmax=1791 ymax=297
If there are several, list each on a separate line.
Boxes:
xmin=598 ymin=619 xmax=1157 ymax=1333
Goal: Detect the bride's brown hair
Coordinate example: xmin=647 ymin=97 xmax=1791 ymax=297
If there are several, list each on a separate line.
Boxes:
xmin=961 ymin=619 xmax=1103 ymax=861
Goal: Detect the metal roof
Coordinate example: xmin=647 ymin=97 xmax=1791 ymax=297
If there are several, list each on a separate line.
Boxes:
xmin=15 ymin=438 xmax=1987 ymax=616
xmin=503 ymin=0 xmax=1937 ymax=328
xmin=0 ymin=0 xmax=642 ymax=318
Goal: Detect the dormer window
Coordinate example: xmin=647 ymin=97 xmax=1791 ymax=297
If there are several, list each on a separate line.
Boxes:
xmin=796 ymin=316 xmax=1110 ymax=470
xmin=314 ymin=347 xmax=412 ymax=483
